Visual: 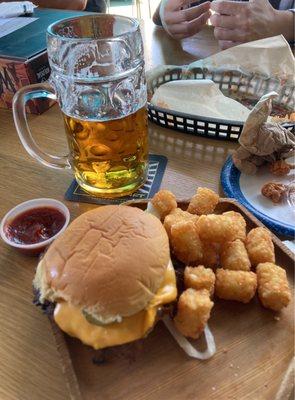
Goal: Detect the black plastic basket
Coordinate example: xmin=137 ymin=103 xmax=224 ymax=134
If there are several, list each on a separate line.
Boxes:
xmin=147 ymin=66 xmax=294 ymax=141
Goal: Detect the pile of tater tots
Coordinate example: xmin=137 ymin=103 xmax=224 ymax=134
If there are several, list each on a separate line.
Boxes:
xmin=151 ymin=187 xmax=291 ymax=340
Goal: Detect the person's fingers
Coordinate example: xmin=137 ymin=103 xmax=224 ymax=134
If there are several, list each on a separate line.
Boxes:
xmin=214 ymin=26 xmax=245 ymax=41
xmin=182 ymin=2 xmax=210 ymax=22
xmin=171 ymin=11 xmax=211 ymax=38
xmin=210 ymin=13 xmax=237 ymax=29
xmin=163 ymin=0 xmax=185 ymax=12
xmin=185 ymin=10 xmax=211 ymax=35
xmin=164 ymin=0 xmax=196 ymax=13
xmin=218 ymin=40 xmax=243 ymax=49
xmin=165 ymin=1 xmax=210 ymax=25
xmin=211 ymin=0 xmax=248 ymax=16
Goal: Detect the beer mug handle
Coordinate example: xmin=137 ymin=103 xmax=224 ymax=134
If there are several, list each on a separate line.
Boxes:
xmin=13 ymin=82 xmax=71 ymax=169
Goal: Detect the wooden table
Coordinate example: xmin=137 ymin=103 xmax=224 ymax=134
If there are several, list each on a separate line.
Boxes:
xmin=0 ymin=21 xmax=236 ymax=400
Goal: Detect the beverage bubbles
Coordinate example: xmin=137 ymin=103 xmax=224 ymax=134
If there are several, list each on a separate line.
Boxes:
xmin=63 ymin=106 xmax=148 ymax=196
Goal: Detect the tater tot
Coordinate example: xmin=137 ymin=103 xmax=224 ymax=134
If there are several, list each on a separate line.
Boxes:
xmin=222 ymin=211 xmax=247 ymax=242
xmin=256 ymin=263 xmax=291 ymax=311
xmin=187 ymin=187 xmax=219 ymax=215
xmin=170 ymin=220 xmax=203 ymax=264
xmin=196 ymin=214 xmax=246 ymax=243
xmin=245 ymin=227 xmax=275 ymax=266
xmin=151 ymin=190 xmax=177 ymax=219
xmin=223 ymin=211 xmax=245 ymax=221
xmin=202 ymin=242 xmax=220 ymax=268
xmin=174 ymin=288 xmax=214 ymax=339
xmin=164 ymin=208 xmax=199 ymax=240
xmin=184 ymin=265 xmax=215 ymax=296
xmin=220 ymin=239 xmax=251 ymax=271
xmin=215 ymin=269 xmax=257 ymax=303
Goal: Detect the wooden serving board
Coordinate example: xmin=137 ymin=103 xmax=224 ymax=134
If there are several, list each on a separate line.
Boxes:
xmin=50 ymin=199 xmax=294 ymax=400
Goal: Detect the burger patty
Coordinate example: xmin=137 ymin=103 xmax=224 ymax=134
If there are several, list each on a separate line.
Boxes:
xmin=32 ymin=256 xmax=184 ymax=365
xmin=32 ymin=288 xmax=177 ymax=365
xmin=33 ymin=288 xmax=55 ymax=316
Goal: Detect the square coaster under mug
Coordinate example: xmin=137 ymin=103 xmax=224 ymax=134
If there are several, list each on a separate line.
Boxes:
xmin=65 ymin=154 xmax=167 ymax=205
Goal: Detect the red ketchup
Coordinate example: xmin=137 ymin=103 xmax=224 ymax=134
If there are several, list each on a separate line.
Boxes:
xmin=5 ymin=207 xmax=66 ymax=245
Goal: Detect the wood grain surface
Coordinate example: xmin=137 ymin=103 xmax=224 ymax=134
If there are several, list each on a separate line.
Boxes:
xmin=0 ymin=14 xmax=292 ymax=400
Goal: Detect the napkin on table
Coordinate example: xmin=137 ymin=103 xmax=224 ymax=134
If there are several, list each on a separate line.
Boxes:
xmin=0 ymin=2 xmax=36 ymax=18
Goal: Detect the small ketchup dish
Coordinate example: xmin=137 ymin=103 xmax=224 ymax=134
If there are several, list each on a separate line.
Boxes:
xmin=0 ymin=198 xmax=70 ymax=255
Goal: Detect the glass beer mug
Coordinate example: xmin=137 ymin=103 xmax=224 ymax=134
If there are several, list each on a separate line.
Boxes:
xmin=13 ymin=15 xmax=148 ymax=197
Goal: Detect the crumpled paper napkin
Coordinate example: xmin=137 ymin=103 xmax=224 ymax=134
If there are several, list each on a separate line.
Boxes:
xmin=232 ymin=92 xmax=295 ymax=174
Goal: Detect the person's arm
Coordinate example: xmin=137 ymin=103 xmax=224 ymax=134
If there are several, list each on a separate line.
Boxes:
xmin=210 ymin=0 xmax=294 ymax=50
xmin=2 ymin=0 xmax=88 ymax=10
xmin=275 ymin=9 xmax=294 ymax=42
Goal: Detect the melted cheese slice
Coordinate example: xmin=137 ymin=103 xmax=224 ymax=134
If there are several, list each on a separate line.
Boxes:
xmin=54 ymin=261 xmax=177 ymax=349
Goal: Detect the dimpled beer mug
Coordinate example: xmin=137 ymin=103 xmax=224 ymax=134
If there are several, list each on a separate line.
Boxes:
xmin=13 ymin=15 xmax=148 ymax=197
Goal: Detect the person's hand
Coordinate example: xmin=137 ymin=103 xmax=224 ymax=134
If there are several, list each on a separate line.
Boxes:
xmin=210 ymin=0 xmax=294 ymax=50
xmin=160 ymin=0 xmax=211 ymax=39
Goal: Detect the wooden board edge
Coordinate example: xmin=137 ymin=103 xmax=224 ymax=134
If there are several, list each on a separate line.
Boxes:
xmin=49 ymin=316 xmax=83 ymax=400
xmin=274 ymin=357 xmax=295 ymax=400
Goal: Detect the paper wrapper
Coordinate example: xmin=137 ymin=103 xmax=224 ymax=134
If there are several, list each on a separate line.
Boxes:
xmin=147 ymin=36 xmax=295 ymax=85
xmin=147 ymin=36 xmax=295 ymax=113
xmin=232 ymin=92 xmax=295 ymax=175
xmin=150 ymin=79 xmax=251 ymax=122
xmin=188 ymin=35 xmax=295 ymax=82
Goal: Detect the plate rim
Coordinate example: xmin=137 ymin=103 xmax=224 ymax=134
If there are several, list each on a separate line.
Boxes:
xmin=220 ymin=156 xmax=295 ymax=238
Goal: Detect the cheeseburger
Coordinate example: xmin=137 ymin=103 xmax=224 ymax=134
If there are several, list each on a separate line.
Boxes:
xmin=33 ymin=205 xmax=177 ymax=349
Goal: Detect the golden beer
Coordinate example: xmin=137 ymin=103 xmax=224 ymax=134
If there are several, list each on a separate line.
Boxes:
xmin=14 ymin=15 xmax=148 ymax=197
xmin=63 ymin=106 xmax=148 ymax=197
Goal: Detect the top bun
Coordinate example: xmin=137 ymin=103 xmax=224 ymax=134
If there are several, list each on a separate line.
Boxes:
xmin=34 ymin=205 xmax=170 ymax=321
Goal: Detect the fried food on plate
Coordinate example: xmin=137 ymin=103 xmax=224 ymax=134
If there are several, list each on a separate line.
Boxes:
xmin=256 ymin=263 xmax=291 ymax=311
xmin=170 ymin=220 xmax=203 ymax=264
xmin=174 ymin=288 xmax=214 ymax=339
xmin=202 ymin=242 xmax=220 ymax=269
xmin=164 ymin=208 xmax=199 ymax=239
xmin=151 ymin=189 xmax=177 ymax=219
xmin=187 ymin=187 xmax=219 ymax=215
xmin=196 ymin=214 xmax=246 ymax=243
xmin=261 ymin=182 xmax=287 ymax=204
xmin=220 ymin=239 xmax=251 ymax=271
xmin=269 ymin=160 xmax=291 ymax=177
xmin=184 ymin=265 xmax=215 ymax=296
xmin=245 ymin=227 xmax=275 ymax=266
xmin=215 ymin=269 xmax=257 ymax=303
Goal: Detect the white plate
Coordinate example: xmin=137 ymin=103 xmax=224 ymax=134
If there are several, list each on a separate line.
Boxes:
xmin=221 ymin=157 xmax=295 ymax=238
